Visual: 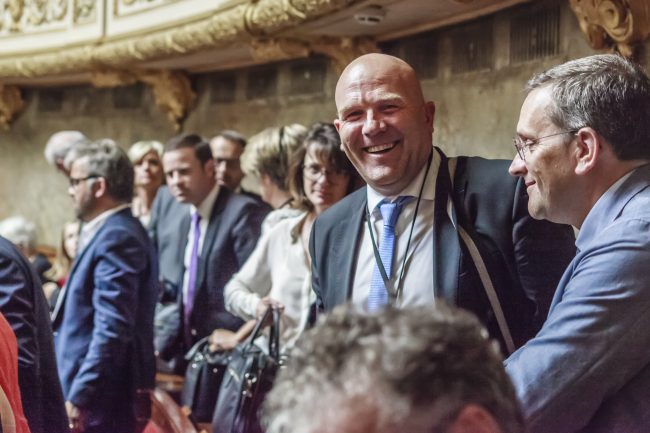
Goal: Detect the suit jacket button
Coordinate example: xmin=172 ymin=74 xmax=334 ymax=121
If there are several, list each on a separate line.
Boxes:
xmin=191 ymin=328 xmax=197 ymax=336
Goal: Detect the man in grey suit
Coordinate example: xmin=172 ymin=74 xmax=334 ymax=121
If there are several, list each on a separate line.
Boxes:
xmin=310 ymin=53 xmax=576 ymax=352
xmin=159 ymin=133 xmax=268 ymax=359
xmin=505 ymin=54 xmax=650 ymax=433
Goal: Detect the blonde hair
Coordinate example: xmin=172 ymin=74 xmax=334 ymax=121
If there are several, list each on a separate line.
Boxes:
xmin=127 ymin=140 xmax=164 ymax=164
xmin=241 ymin=124 xmax=307 ymax=191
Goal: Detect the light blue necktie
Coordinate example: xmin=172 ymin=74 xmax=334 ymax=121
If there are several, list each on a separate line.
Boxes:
xmin=367 ymin=196 xmax=411 ymax=311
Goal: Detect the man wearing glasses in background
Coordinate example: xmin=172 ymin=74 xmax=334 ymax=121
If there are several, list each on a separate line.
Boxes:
xmin=53 ymin=140 xmax=157 ymax=433
xmin=505 ymin=54 xmax=650 ymax=433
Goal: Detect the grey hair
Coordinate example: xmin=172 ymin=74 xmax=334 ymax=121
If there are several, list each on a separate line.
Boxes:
xmin=65 ymin=139 xmax=134 ymax=203
xmin=43 ymin=130 xmax=89 ymax=167
xmin=264 ymin=303 xmax=524 ymax=433
xmin=527 ymin=54 xmax=650 ymax=160
xmin=0 ymin=216 xmax=38 ymax=249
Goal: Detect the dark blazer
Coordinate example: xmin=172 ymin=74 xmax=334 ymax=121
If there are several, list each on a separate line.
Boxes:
xmin=52 ymin=208 xmax=157 ymax=433
xmin=0 ymin=236 xmax=68 ymax=433
xmin=155 ymin=187 xmax=269 ymax=352
xmin=149 ymin=185 xmax=190 ymax=302
xmin=310 ymin=151 xmax=576 ymax=350
xmin=182 ymin=188 xmax=268 ymax=346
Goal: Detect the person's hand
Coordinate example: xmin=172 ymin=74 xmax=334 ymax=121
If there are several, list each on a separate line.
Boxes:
xmin=255 ymin=296 xmax=284 ymax=319
xmin=208 ymin=329 xmax=240 ymax=352
xmin=65 ymin=401 xmax=86 ymax=433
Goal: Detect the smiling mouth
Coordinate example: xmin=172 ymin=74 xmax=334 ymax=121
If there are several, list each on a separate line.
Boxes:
xmin=365 ymin=141 xmax=398 ymax=154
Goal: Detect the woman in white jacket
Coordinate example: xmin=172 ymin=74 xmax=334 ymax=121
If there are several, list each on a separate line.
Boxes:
xmin=215 ymin=122 xmax=360 ymax=351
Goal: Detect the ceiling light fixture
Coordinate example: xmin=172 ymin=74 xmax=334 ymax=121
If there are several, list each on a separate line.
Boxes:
xmin=354 ymin=5 xmax=386 ymax=26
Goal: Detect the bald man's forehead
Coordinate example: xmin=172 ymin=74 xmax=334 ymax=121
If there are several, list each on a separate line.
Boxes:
xmin=335 ymin=66 xmax=424 ymax=115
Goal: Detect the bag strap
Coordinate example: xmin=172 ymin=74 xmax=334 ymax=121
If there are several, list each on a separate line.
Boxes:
xmin=447 ymin=157 xmax=516 ymax=355
xmin=245 ymin=307 xmax=282 ymax=361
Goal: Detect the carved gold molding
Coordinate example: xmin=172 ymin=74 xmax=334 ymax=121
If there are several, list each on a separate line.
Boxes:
xmin=310 ymin=36 xmax=378 ymax=74
xmin=569 ymin=0 xmax=650 ymax=58
xmin=92 ymin=68 xmax=196 ymax=131
xmin=0 ymin=84 xmax=24 ymax=130
xmin=248 ymin=36 xmax=377 ymax=73
xmin=0 ymin=0 xmax=363 ymax=79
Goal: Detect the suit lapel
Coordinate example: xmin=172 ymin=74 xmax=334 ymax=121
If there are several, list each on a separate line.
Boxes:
xmin=432 ymin=149 xmax=462 ymax=305
xmin=332 ymin=194 xmax=366 ymax=306
xmin=51 ymin=214 xmax=116 ymax=326
xmin=195 ymin=188 xmax=229 ymax=295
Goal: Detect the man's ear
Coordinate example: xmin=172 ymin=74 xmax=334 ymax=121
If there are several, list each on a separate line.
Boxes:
xmin=447 ymin=404 xmax=503 ymax=433
xmin=574 ymin=127 xmax=601 ymax=176
xmin=93 ymin=177 xmax=108 ymax=199
xmin=204 ymin=159 xmax=216 ymax=178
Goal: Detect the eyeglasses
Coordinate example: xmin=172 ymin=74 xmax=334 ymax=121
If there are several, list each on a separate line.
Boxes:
xmin=69 ymin=175 xmax=99 ymax=188
xmin=303 ymin=164 xmax=347 ymax=181
xmin=513 ymin=130 xmax=578 ymax=161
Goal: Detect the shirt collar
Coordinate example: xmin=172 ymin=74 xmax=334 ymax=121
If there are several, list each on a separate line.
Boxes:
xmin=79 ymin=203 xmax=130 ymax=249
xmin=367 ymin=146 xmax=439 ymax=214
xmin=190 ymin=184 xmax=220 ymax=220
xmin=576 ymin=166 xmax=644 ymax=249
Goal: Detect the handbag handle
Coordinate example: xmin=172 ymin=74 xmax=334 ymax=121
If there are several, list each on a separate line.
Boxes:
xmin=245 ymin=306 xmax=281 ymax=360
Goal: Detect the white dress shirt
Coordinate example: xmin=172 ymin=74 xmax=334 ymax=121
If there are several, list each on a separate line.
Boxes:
xmin=352 ymin=149 xmax=440 ymax=308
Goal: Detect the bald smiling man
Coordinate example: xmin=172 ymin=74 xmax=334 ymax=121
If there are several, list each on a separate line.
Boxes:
xmin=309 ymin=53 xmax=577 ymax=353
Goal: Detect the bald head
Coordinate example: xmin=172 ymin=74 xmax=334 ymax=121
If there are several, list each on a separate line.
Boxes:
xmin=335 ymin=54 xmax=426 ymax=116
xmin=333 ymin=53 xmax=435 ymax=196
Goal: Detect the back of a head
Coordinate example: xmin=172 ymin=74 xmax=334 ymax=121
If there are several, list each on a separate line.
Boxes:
xmin=44 ymin=130 xmax=89 ymax=167
xmin=527 ymin=54 xmax=650 ymax=161
xmin=0 ymin=216 xmax=37 ymax=251
xmin=264 ymin=303 xmax=524 ymax=433
xmin=66 ymin=139 xmax=134 ymax=203
xmin=242 ymin=124 xmax=307 ymax=190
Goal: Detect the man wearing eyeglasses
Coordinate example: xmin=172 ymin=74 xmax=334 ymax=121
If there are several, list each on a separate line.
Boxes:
xmin=505 ymin=55 xmax=650 ymax=433
xmin=310 ymin=53 xmax=576 ymax=353
xmin=52 ymin=140 xmax=157 ymax=433
xmin=209 ymin=130 xmax=264 ymax=202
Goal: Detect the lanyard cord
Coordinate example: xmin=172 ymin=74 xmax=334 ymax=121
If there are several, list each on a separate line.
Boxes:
xmin=366 ymin=153 xmax=433 ymax=303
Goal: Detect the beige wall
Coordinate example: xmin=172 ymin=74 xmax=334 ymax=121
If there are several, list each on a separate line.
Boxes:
xmin=0 ymin=1 xmax=638 ymax=246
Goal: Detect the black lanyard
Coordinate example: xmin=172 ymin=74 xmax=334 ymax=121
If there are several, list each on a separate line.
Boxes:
xmin=366 ymin=154 xmax=432 ymax=302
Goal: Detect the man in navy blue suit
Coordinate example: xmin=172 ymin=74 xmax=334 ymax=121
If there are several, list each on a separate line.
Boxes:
xmin=52 ymin=139 xmax=157 ymax=433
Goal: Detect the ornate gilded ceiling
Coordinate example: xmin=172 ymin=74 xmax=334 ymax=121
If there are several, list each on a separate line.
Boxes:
xmin=0 ymin=0 xmax=648 ymax=130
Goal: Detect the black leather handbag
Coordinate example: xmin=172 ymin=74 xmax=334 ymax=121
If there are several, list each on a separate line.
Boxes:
xmin=181 ymin=336 xmax=231 ymax=423
xmin=211 ymin=307 xmax=282 ymax=433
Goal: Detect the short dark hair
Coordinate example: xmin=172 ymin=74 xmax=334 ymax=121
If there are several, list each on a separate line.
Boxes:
xmin=264 ymin=303 xmax=524 ymax=433
xmin=65 ymin=139 xmax=134 ymax=203
xmin=288 ymin=122 xmax=359 ymax=210
xmin=164 ymin=133 xmax=213 ymax=164
xmin=527 ymin=54 xmax=650 ymax=160
xmin=214 ymin=130 xmax=247 ymax=149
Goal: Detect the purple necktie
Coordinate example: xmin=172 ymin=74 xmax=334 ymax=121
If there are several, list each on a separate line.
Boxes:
xmin=185 ymin=211 xmax=201 ymax=327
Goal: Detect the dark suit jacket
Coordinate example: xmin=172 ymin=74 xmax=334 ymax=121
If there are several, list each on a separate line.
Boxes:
xmin=183 ymin=188 xmax=268 ymax=346
xmin=155 ymin=187 xmax=268 ymax=353
xmin=52 ymin=208 xmax=157 ymax=432
xmin=310 ymin=151 xmax=576 ymax=350
xmin=149 ymin=185 xmax=190 ymax=302
xmin=0 ymin=236 xmax=68 ymax=433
